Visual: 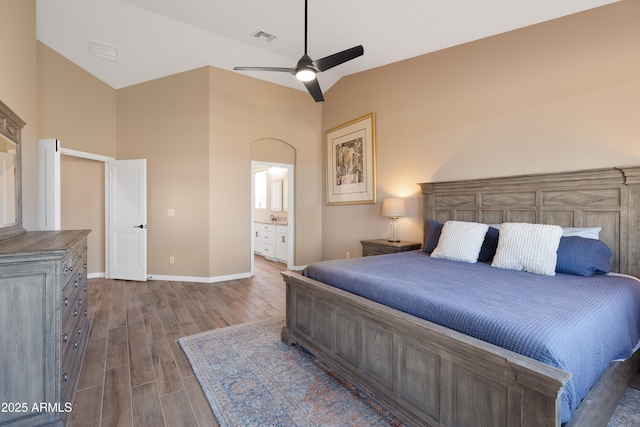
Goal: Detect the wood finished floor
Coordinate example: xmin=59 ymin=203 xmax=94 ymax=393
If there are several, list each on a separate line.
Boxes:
xmin=69 ymin=255 xmax=287 ymax=427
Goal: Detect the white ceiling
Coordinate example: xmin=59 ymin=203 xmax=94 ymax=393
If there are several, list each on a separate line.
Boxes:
xmin=36 ymin=0 xmax=620 ymax=95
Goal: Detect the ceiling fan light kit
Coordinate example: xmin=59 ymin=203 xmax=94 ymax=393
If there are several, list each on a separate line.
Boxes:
xmin=233 ymin=0 xmax=363 ymax=102
xmin=296 ymin=69 xmax=316 ymax=82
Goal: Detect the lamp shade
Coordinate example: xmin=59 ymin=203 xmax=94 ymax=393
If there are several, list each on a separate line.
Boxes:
xmin=381 ymin=198 xmax=406 ymax=218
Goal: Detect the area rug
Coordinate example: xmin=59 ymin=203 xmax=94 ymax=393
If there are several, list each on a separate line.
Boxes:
xmin=179 ymin=316 xmax=639 ymax=427
xmin=609 ymin=387 xmax=640 ymax=427
xmin=178 ymin=317 xmax=404 ymax=427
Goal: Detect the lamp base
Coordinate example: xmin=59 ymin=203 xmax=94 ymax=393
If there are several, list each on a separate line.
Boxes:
xmin=388 ymin=217 xmax=400 ymax=242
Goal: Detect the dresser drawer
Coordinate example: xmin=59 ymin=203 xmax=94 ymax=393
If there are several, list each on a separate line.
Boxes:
xmin=62 ymin=292 xmax=80 ymax=344
xmin=255 ymin=223 xmax=275 ymax=232
xmin=62 ymin=239 xmax=87 ymax=284
xmin=259 ymin=230 xmax=275 ymax=246
xmin=61 ymin=315 xmax=89 ymax=405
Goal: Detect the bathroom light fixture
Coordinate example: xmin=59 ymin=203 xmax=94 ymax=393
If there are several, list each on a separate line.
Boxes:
xmin=381 ymin=198 xmax=406 ymax=242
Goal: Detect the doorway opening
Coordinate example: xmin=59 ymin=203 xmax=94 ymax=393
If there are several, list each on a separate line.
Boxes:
xmin=251 ymin=161 xmax=294 ymax=274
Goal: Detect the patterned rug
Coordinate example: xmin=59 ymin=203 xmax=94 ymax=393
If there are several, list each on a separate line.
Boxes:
xmin=178 ymin=317 xmax=404 ymax=427
xmin=609 ymin=387 xmax=640 ymax=426
xmin=179 ymin=316 xmax=639 ymax=427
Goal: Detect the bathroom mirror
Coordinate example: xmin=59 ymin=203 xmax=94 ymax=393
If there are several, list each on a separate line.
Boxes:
xmin=0 ymin=99 xmax=26 ymax=240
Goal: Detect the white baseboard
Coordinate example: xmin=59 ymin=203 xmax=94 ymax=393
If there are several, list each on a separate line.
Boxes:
xmin=88 ymin=267 xmax=307 ymax=282
xmin=145 ymin=271 xmax=253 ymax=283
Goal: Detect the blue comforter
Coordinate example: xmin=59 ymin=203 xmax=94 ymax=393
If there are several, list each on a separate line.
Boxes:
xmin=303 ymin=251 xmax=640 ymax=423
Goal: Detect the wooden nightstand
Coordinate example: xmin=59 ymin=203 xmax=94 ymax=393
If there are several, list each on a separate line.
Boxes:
xmin=360 ymin=239 xmax=422 ymax=257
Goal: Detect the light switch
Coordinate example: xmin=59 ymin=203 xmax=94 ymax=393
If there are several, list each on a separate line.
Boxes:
xmin=167 ymin=209 xmax=175 ymax=217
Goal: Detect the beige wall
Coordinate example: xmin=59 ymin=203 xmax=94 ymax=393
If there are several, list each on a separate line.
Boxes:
xmin=321 ymin=0 xmax=640 ymax=260
xmin=1 ymin=0 xmax=37 ymax=230
xmin=11 ymin=0 xmax=639 ymax=276
xmin=208 ymin=67 xmax=322 ymax=274
xmin=59 ymin=155 xmax=105 ymax=273
xmin=37 ymin=43 xmax=116 ymax=273
xmin=34 ymin=47 xmax=322 ymax=278
xmin=116 ymin=66 xmax=322 ymax=278
xmin=117 ymin=68 xmax=211 ymax=277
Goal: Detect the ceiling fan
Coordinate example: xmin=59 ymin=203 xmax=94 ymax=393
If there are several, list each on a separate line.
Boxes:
xmin=233 ymin=0 xmax=363 ymax=102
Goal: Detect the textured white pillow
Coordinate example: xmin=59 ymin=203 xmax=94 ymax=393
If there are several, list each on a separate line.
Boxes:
xmin=431 ymin=221 xmax=489 ymax=263
xmin=491 ymin=223 xmax=563 ymax=276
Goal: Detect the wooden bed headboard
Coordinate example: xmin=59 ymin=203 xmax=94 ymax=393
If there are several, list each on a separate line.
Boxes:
xmin=419 ymin=166 xmax=640 ymax=278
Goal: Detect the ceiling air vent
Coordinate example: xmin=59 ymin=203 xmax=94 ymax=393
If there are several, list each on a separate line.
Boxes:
xmin=252 ymin=30 xmax=277 ymax=42
xmin=88 ymin=39 xmax=118 ymax=61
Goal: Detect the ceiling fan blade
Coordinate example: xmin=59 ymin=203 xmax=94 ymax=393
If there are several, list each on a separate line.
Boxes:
xmin=313 ymin=45 xmax=364 ymax=72
xmin=303 ymin=79 xmax=324 ymax=102
xmin=233 ymin=66 xmax=295 ymax=74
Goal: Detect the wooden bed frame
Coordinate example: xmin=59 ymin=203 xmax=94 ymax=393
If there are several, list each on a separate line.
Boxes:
xmin=281 ymin=166 xmax=640 ymax=427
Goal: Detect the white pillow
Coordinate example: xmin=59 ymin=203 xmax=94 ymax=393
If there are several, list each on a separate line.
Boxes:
xmin=431 ymin=221 xmax=489 ymax=263
xmin=562 ymin=227 xmax=601 ymax=239
xmin=491 ymin=223 xmax=563 ymax=276
xmin=491 ymin=224 xmax=601 ymax=239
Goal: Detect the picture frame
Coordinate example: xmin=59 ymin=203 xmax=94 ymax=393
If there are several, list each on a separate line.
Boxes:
xmin=325 ymin=112 xmax=376 ymax=205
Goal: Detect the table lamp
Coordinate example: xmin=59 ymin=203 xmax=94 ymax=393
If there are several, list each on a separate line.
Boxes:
xmin=381 ymin=198 xmax=406 ymax=242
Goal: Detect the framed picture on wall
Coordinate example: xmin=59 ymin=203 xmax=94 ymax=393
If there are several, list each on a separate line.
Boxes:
xmin=325 ymin=112 xmax=376 ymax=205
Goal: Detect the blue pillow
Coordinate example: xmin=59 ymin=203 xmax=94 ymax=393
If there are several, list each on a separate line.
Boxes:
xmin=555 ymin=236 xmax=612 ymax=276
xmin=424 ymin=220 xmax=443 ymax=253
xmin=478 ymin=226 xmax=500 ymax=263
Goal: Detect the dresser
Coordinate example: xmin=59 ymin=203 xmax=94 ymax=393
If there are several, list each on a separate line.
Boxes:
xmin=0 ymin=230 xmax=90 ymax=426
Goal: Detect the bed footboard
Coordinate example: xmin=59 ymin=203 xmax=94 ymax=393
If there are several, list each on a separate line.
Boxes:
xmin=281 ymin=271 xmax=571 ymax=427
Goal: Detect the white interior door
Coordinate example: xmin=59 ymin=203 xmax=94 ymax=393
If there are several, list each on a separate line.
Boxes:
xmin=107 ymin=159 xmax=147 ymax=281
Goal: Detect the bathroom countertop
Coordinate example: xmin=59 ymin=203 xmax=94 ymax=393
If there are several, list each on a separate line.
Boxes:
xmin=255 ymin=220 xmax=288 ymax=226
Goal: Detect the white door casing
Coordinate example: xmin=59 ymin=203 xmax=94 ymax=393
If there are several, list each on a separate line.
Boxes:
xmin=107 ymin=159 xmax=147 ymax=281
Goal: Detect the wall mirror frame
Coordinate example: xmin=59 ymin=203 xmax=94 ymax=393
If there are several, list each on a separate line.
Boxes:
xmin=0 ymin=99 xmax=26 ymax=241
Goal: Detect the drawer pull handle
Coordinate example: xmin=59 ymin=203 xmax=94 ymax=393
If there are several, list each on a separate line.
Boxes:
xmin=73 ymin=341 xmax=79 ymax=349
xmin=77 ymin=328 xmax=82 ymax=336
xmin=78 ymin=299 xmax=83 ymax=306
xmin=63 ymin=297 xmax=69 ymax=306
xmin=63 ymin=372 xmax=69 ymax=382
xmin=84 ymin=310 xmax=88 ymax=317
xmin=63 ymin=333 xmax=69 ymax=343
xmin=73 ymin=309 xmax=78 ymax=318
xmin=74 ymin=280 xmax=78 ymax=288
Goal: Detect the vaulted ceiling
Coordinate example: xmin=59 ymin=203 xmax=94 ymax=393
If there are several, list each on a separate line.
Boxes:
xmin=36 ymin=0 xmax=620 ymax=94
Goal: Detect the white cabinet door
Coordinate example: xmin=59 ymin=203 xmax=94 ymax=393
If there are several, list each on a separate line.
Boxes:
xmin=271 ymin=180 xmax=282 ymax=211
xmin=254 ymin=226 xmax=262 ymax=254
xmin=276 ymin=225 xmax=288 ymax=263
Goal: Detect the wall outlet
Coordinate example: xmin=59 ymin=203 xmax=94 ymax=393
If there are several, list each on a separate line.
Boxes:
xmin=167 ymin=208 xmax=175 ymax=217
xmin=169 ymin=255 xmax=174 ymax=264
